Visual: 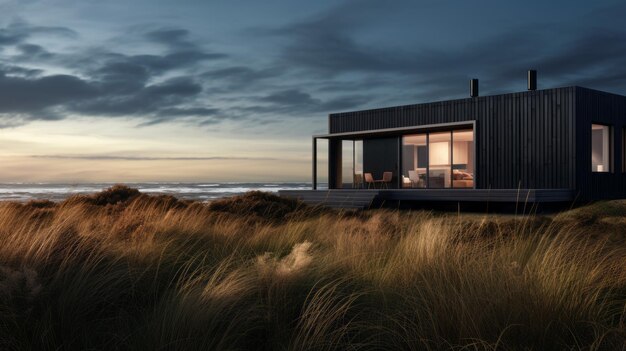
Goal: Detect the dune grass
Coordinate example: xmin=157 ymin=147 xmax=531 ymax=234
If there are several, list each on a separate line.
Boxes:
xmin=0 ymin=186 xmax=625 ymax=350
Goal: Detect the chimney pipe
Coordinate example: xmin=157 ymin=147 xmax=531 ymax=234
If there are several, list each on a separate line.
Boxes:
xmin=527 ymin=70 xmax=537 ymax=90
xmin=470 ymin=78 xmax=479 ymax=97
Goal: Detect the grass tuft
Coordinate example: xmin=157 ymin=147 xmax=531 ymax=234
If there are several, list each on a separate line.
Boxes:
xmin=0 ymin=187 xmax=624 ymax=350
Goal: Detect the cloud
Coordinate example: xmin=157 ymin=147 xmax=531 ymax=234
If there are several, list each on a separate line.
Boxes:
xmin=0 ymin=61 xmax=221 ymax=126
xmin=139 ymin=27 xmax=228 ymax=71
xmin=248 ymin=89 xmax=371 ymax=114
xmin=0 ymin=21 xmax=76 ymax=47
xmin=259 ymin=0 xmax=626 ymax=103
xmin=135 ymin=107 xmax=223 ymax=127
xmin=525 ymin=30 xmax=626 ymax=90
xmin=0 ymin=73 xmax=97 ymax=114
xmin=3 ymin=3 xmax=626 ymax=133
xmin=30 ymin=154 xmax=278 ymax=161
xmin=15 ymin=43 xmax=54 ymax=60
xmin=70 ymin=77 xmax=204 ymax=117
xmin=263 ymin=1 xmax=419 ymax=78
xmin=1 ymin=64 xmax=43 ymax=78
xmin=202 ymin=66 xmax=283 ymax=87
xmin=127 ymin=51 xmax=227 ymax=74
xmin=0 ymin=22 xmax=232 ymax=127
xmin=145 ymin=28 xmax=192 ymax=47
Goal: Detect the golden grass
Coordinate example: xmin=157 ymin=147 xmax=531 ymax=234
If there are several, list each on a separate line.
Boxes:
xmin=0 ymin=186 xmax=625 ymax=350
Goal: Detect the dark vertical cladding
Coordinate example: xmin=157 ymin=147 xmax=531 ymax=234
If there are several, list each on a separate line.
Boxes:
xmin=528 ymin=70 xmax=537 ymax=90
xmin=470 ymin=79 xmax=479 ymax=97
xmin=363 ymin=138 xmax=400 ymax=188
xmin=328 ymin=139 xmax=342 ymax=189
xmin=328 ymin=87 xmax=578 ymax=191
xmin=575 ymin=87 xmax=626 ymax=200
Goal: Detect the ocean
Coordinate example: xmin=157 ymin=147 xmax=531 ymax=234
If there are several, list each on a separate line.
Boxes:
xmin=0 ymin=182 xmax=320 ymax=202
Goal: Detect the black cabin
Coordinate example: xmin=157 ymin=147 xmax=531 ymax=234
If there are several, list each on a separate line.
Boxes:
xmin=280 ymin=75 xmax=626 ymax=208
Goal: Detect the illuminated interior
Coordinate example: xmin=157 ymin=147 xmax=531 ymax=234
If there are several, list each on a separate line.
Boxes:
xmin=402 ymin=128 xmax=474 ymax=188
xmin=591 ymin=124 xmax=610 ymax=172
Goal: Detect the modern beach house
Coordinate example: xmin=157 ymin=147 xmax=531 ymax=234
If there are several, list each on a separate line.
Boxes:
xmin=280 ymin=71 xmax=626 ymax=208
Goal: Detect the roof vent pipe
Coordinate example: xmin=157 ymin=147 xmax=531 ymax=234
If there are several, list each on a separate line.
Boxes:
xmin=470 ymin=78 xmax=479 ymax=97
xmin=528 ymin=70 xmax=537 ymax=90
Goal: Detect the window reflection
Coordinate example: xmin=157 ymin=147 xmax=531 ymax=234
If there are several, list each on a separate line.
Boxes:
xmin=591 ymin=124 xmax=610 ymax=172
xmin=429 ymin=132 xmax=451 ymax=188
xmin=452 ymin=129 xmax=474 ymax=188
xmin=401 ymin=128 xmax=474 ymax=189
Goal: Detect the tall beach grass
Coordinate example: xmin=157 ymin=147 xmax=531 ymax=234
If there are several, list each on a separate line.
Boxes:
xmin=0 ymin=186 xmax=624 ymax=350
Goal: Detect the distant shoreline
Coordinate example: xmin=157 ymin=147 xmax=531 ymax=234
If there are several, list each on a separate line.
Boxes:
xmin=0 ymin=182 xmax=319 ymax=203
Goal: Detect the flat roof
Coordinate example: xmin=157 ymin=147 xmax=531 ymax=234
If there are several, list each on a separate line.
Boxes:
xmin=313 ymin=120 xmax=475 ymax=139
xmin=328 ymin=86 xmax=625 ymax=117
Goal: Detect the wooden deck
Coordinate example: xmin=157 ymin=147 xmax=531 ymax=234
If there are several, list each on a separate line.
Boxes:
xmin=279 ymin=189 xmax=380 ymax=209
xmin=279 ymin=189 xmax=576 ymax=209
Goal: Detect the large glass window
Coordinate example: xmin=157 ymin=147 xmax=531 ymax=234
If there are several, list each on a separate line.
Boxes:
xmin=623 ymin=128 xmax=626 ymax=173
xmin=354 ymin=140 xmax=363 ymax=188
xmin=401 ymin=127 xmax=474 ymax=189
xmin=341 ymin=140 xmax=354 ymax=187
xmin=340 ymin=140 xmax=364 ymax=188
xmin=401 ymin=134 xmax=427 ymax=188
xmin=591 ymin=124 xmax=610 ymax=172
xmin=429 ymin=132 xmax=451 ymax=188
xmin=452 ymin=129 xmax=475 ymax=188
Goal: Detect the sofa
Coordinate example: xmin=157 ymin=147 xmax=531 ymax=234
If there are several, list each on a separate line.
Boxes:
xmin=452 ymin=170 xmax=474 ymax=188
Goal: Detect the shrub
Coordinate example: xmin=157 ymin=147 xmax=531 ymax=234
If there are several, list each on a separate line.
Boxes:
xmin=207 ymin=191 xmax=309 ymax=221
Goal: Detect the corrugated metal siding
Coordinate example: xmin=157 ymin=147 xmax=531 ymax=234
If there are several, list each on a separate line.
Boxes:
xmin=576 ymin=87 xmax=626 ymax=200
xmin=328 ymin=87 xmax=578 ymax=191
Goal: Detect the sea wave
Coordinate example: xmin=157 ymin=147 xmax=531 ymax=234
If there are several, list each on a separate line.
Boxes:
xmin=0 ymin=183 xmax=314 ymax=202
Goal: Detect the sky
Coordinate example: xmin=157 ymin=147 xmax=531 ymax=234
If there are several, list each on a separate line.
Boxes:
xmin=0 ymin=0 xmax=625 ymax=183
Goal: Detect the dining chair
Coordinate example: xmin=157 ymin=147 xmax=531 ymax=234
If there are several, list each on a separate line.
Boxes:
xmin=381 ymin=172 xmax=393 ymax=189
xmin=353 ymin=173 xmax=363 ymax=189
xmin=408 ymin=170 xmax=419 ymax=188
xmin=364 ymin=173 xmax=375 ymax=189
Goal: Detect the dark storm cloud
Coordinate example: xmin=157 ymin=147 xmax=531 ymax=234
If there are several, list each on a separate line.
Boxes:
xmin=244 ymin=89 xmax=371 ymax=114
xmin=525 ymin=30 xmax=626 ymax=90
xmin=264 ymin=1 xmax=417 ymax=77
xmin=0 ymin=29 xmax=24 ymax=46
xmin=71 ymin=77 xmax=204 ymax=116
xmin=159 ymin=107 xmax=221 ymax=117
xmin=202 ymin=66 xmax=283 ymax=86
xmin=140 ymin=27 xmax=228 ymax=71
xmin=1 ymin=65 xmax=43 ymax=78
xmin=0 ymin=63 xmax=221 ymax=126
xmin=0 ymin=73 xmax=97 ymax=114
xmin=0 ymin=23 xmax=230 ymax=127
xmin=0 ymin=22 xmax=76 ymax=46
xmin=260 ymin=89 xmax=315 ymax=106
xmin=127 ymin=51 xmax=226 ymax=74
xmin=4 ymin=1 xmax=626 ymax=131
xmin=92 ymin=60 xmax=151 ymax=89
xmin=273 ymin=25 xmax=409 ymax=76
xmin=262 ymin=0 xmax=626 ymax=102
xmin=16 ymin=43 xmax=55 ymax=60
xmin=145 ymin=28 xmax=191 ymax=47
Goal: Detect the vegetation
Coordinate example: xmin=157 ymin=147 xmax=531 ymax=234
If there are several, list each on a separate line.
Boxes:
xmin=0 ymin=185 xmax=625 ymax=350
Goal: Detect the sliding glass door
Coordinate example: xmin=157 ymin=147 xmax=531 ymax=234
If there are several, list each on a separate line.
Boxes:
xmin=401 ymin=134 xmax=427 ymax=188
xmin=452 ymin=130 xmax=474 ymax=188
xmin=428 ymin=132 xmax=452 ymax=188
xmin=340 ymin=140 xmax=364 ymax=188
xmin=401 ymin=128 xmax=474 ymax=189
